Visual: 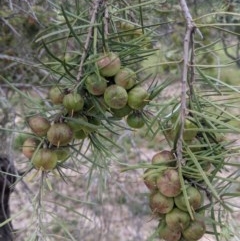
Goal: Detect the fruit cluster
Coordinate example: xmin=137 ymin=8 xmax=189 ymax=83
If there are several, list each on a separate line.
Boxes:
xmin=19 ymin=115 xmax=71 ymax=171
xmin=15 ymin=51 xmax=152 ymax=172
xmin=144 ymin=150 xmax=206 ymax=241
xmin=84 ymin=52 xmax=150 ymax=129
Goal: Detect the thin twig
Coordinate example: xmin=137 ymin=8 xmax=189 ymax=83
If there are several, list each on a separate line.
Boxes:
xmin=177 ymin=0 xmax=196 ymax=164
xmin=103 ymin=0 xmax=109 ymax=38
xmin=0 ymin=17 xmax=21 ymax=37
xmin=76 ymin=0 xmax=102 ymax=82
xmin=36 ymin=171 xmax=45 ymax=241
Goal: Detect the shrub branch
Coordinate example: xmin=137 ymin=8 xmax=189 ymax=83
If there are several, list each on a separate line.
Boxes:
xmin=177 ymin=0 xmax=196 ymax=164
xmin=76 ymin=0 xmax=102 ymax=82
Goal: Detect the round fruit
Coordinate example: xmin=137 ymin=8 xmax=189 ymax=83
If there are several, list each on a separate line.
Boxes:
xmin=67 ymin=116 xmax=88 ymax=132
xmin=167 ymin=119 xmax=198 ymax=142
xmin=97 ymin=52 xmax=121 ymax=77
xmin=63 ymin=92 xmax=84 ymax=113
xmin=32 ymin=148 xmax=58 ymax=171
xmin=152 ymin=150 xmax=176 ymax=167
xmin=149 ymin=191 xmax=174 ymax=214
xmin=86 ymin=96 xmax=108 ymax=114
xmin=22 ymin=138 xmax=38 ymax=159
xmin=28 ymin=116 xmax=51 ymax=137
xmin=111 ymin=105 xmax=132 ymax=118
xmin=183 ymin=119 xmax=198 ymax=141
xmin=159 ymin=220 xmax=181 ymax=241
xmin=185 ymin=138 xmax=202 ymax=152
xmin=85 ymin=73 xmax=107 ymax=96
xmin=182 ymin=219 xmax=206 ymax=241
xmin=13 ymin=133 xmax=32 ymax=151
xmin=48 ymin=86 xmax=64 ymax=104
xmin=143 ymin=168 xmax=159 ymax=191
xmin=126 ymin=112 xmax=145 ymax=129
xmin=157 ymin=169 xmax=181 ymax=197
xmin=114 ymin=67 xmax=136 ymax=90
xmin=104 ymin=85 xmax=128 ymax=109
xmin=165 ymin=208 xmax=190 ymax=231
xmin=47 ymin=123 xmax=73 ymax=147
xmin=54 ymin=147 xmax=70 ymax=163
xmin=74 ymin=129 xmax=88 ymax=139
xmin=127 ymin=86 xmax=149 ymax=110
xmin=174 ymin=186 xmax=202 ymax=211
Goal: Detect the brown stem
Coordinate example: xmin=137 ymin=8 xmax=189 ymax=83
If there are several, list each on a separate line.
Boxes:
xmin=76 ymin=0 xmax=102 ymax=82
xmin=177 ymin=0 xmax=196 ymax=164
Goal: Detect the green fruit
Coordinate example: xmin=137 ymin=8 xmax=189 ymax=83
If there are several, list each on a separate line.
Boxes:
xmin=28 ymin=116 xmax=51 ymax=137
xmin=183 ymin=119 xmax=198 ymax=141
xmin=49 ymin=86 xmax=65 ymax=104
xmin=83 ymin=117 xmax=100 ymax=134
xmin=151 ymin=150 xmax=176 ymax=167
xmin=74 ymin=129 xmax=88 ymax=139
xmin=127 ymin=86 xmax=149 ymax=110
xmin=182 ymin=219 xmax=206 ymax=241
xmin=174 ymin=186 xmax=202 ymax=211
xmin=54 ymin=147 xmax=70 ymax=163
xmin=114 ymin=67 xmax=136 ymax=90
xmin=111 ymin=105 xmax=132 ymax=118
xmin=168 ymin=119 xmax=198 ymax=142
xmin=67 ymin=116 xmax=88 ymax=132
xmin=63 ymin=93 xmax=84 ymax=113
xmin=185 ymin=138 xmax=202 ymax=152
xmin=13 ymin=133 xmax=32 ymax=151
xmin=85 ymin=73 xmax=107 ymax=96
xmin=157 ymin=169 xmax=181 ymax=197
xmin=85 ymin=96 xmax=108 ymax=115
xmin=126 ymin=112 xmax=145 ymax=128
xmin=104 ymin=85 xmax=128 ymax=109
xmin=97 ymin=52 xmax=121 ymax=77
xmin=47 ymin=123 xmax=73 ymax=147
xmin=32 ymin=148 xmax=58 ymax=171
xmin=158 ymin=220 xmax=181 ymax=241
xmin=149 ymin=191 xmax=174 ymax=214
xmin=165 ymin=208 xmax=190 ymax=231
xmin=22 ymin=138 xmax=39 ymax=159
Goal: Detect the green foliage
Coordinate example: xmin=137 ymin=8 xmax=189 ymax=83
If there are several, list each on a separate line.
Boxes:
xmin=1 ymin=0 xmax=240 ymax=241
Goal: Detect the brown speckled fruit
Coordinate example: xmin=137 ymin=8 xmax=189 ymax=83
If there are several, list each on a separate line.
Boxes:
xmin=143 ymin=168 xmax=159 ymax=191
xmin=22 ymin=138 xmax=38 ymax=159
xmin=152 ymin=150 xmax=176 ymax=167
xmin=159 ymin=220 xmax=181 ymax=241
xmin=104 ymin=85 xmax=128 ymax=109
xmin=97 ymin=52 xmax=121 ymax=77
xmin=85 ymin=73 xmax=107 ymax=96
xmin=32 ymin=148 xmax=58 ymax=171
xmin=114 ymin=67 xmax=136 ymax=90
xmin=174 ymin=186 xmax=202 ymax=211
xmin=149 ymin=191 xmax=174 ymax=214
xmin=127 ymin=86 xmax=149 ymax=110
xmin=157 ymin=169 xmax=181 ymax=197
xmin=165 ymin=208 xmax=190 ymax=231
xmin=49 ymin=86 xmax=64 ymax=104
xmin=63 ymin=92 xmax=84 ymax=113
xmin=47 ymin=123 xmax=73 ymax=147
xmin=28 ymin=116 xmax=51 ymax=137
xmin=182 ymin=219 xmax=206 ymax=241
